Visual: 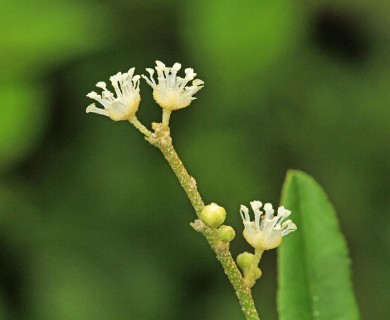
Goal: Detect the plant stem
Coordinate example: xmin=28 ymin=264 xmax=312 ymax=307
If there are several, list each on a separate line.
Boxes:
xmin=147 ymin=123 xmax=260 ymax=320
xmin=129 ymin=117 xmax=152 ymax=137
xmin=162 ymin=109 xmax=172 ymax=127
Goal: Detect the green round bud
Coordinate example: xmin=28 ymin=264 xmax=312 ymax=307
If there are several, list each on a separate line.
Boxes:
xmin=217 ymin=225 xmax=236 ymax=242
xmin=200 ymin=203 xmax=226 ymax=228
xmin=237 ymin=252 xmax=255 ymax=273
xmin=253 ymin=267 xmax=262 ymax=280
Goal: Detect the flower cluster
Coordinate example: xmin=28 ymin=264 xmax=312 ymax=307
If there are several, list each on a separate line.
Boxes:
xmin=86 ymin=61 xmax=204 ymax=121
xmin=86 ymin=68 xmax=141 ymax=121
xmin=142 ymin=61 xmax=204 ymax=110
xmin=240 ymin=201 xmax=297 ymax=250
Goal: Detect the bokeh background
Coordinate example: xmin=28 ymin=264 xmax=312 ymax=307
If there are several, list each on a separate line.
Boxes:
xmin=1 ymin=0 xmax=389 ymax=319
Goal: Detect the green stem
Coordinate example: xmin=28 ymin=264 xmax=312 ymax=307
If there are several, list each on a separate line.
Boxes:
xmin=129 ymin=117 xmax=152 ymax=137
xmin=147 ymin=123 xmax=260 ymax=320
xmin=162 ymin=109 xmax=172 ymax=127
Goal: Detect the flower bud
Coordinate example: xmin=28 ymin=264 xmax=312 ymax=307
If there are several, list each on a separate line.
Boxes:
xmin=217 ymin=225 xmax=236 ymax=242
xmin=253 ymin=267 xmax=262 ymax=280
xmin=200 ymin=203 xmax=226 ymax=228
xmin=244 ymin=266 xmax=262 ymax=288
xmin=236 ymin=252 xmax=255 ymax=274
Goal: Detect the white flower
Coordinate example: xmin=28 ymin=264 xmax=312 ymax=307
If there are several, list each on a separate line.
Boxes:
xmin=240 ymin=201 xmax=297 ymax=250
xmin=142 ymin=60 xmax=204 ymax=110
xmin=86 ymin=68 xmax=141 ymax=121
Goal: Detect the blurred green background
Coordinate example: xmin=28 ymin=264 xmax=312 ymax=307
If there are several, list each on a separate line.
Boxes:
xmin=0 ymin=0 xmax=389 ymax=319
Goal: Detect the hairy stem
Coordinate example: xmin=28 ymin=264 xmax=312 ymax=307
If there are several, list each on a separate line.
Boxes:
xmin=147 ymin=123 xmax=260 ymax=320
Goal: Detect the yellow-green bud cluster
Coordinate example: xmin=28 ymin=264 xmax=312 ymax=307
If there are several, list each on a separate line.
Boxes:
xmin=237 ymin=252 xmax=262 ymax=284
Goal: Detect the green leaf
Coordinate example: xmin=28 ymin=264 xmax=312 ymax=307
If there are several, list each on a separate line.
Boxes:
xmin=278 ymin=170 xmax=360 ymax=320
